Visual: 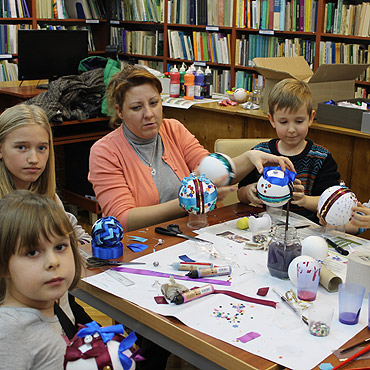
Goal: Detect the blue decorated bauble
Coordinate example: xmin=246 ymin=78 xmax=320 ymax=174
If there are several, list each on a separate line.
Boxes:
xmin=198 ymin=153 xmax=236 ymax=186
xmin=91 ymin=216 xmax=124 ymax=259
xmin=257 ymin=166 xmax=296 ymax=207
xmin=178 ymin=174 xmax=217 ymax=214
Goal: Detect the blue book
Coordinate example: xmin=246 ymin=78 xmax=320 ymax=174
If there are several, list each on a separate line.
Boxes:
xmin=279 ymin=0 xmax=285 ymax=30
xmin=261 ymin=0 xmax=267 ymax=29
xmin=189 ymin=0 xmax=195 ymax=24
xmin=178 ymin=31 xmax=188 ymax=60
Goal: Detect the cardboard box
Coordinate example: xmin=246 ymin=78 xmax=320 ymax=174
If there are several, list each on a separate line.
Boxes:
xmin=253 ymin=56 xmax=369 ymax=114
xmin=316 ymin=98 xmax=370 ymax=132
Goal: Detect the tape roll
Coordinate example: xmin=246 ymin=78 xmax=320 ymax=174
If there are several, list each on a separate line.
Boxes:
xmin=345 ymin=252 xmax=370 ymax=295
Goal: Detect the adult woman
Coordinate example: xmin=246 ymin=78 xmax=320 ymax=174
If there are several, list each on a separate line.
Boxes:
xmin=89 ymin=64 xmax=293 ymax=231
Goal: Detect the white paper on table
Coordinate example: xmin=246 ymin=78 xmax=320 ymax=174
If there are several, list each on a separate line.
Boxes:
xmin=83 ymin=231 xmax=369 ymax=370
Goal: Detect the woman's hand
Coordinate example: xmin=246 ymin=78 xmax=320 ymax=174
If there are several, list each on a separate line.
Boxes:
xmin=246 ymin=151 xmax=295 ymax=174
xmin=216 ymin=184 xmax=238 ymax=202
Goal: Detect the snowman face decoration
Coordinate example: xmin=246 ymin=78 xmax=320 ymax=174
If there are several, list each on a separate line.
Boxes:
xmin=318 ymin=185 xmax=357 ymax=226
xmin=257 ymin=166 xmax=296 ymax=207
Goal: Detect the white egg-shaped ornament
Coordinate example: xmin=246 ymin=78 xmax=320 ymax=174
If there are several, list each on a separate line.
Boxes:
xmin=64 ymin=321 xmax=137 ymax=370
xmin=257 ymin=166 xmax=297 ymax=208
xmin=318 ymin=185 xmax=357 ymax=226
xmin=288 ymin=255 xmax=317 ymax=286
xmin=198 ymin=153 xmax=236 ymax=186
xmin=178 ymin=174 xmax=217 ymax=214
xmin=301 ymin=235 xmax=328 ymax=262
xmin=233 ymin=88 xmax=248 ymax=103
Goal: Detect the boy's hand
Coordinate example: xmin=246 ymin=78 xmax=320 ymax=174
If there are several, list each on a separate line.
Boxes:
xmin=291 ymin=179 xmax=307 ymax=207
xmin=237 ymin=183 xmax=264 ymax=207
xmin=246 ymin=151 xmax=295 ymax=174
xmin=350 ymin=202 xmax=370 ymax=229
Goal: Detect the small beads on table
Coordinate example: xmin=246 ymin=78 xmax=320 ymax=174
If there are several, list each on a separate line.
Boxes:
xmin=309 ymin=321 xmax=330 ymax=337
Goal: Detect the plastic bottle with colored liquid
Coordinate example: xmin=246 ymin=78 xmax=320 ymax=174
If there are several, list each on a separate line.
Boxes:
xmin=194 ymin=67 xmax=204 ymax=99
xmin=169 ymin=65 xmax=180 ymax=98
xmin=184 ymin=69 xmax=195 ymax=100
xmin=179 ymin=63 xmax=186 ymax=97
xmin=203 ymin=66 xmax=213 ymax=98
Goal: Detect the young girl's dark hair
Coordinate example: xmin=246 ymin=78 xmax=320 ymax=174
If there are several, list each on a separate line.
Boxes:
xmin=0 ymin=190 xmax=82 ymax=303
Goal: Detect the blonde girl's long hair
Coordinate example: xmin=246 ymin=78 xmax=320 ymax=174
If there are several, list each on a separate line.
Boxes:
xmin=0 ymin=190 xmax=81 ymax=303
xmin=0 ymin=104 xmax=56 ymax=200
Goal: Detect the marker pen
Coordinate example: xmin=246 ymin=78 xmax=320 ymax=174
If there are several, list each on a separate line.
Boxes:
xmin=186 ymin=266 xmax=232 ymax=278
xmin=171 ymin=284 xmax=215 ymax=305
xmin=170 ymin=262 xmax=213 ymax=271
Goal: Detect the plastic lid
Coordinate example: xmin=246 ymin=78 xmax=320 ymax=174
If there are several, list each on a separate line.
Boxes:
xmin=205 ymin=66 xmax=212 ymax=74
xmin=180 ymin=64 xmax=186 ymax=72
xmin=196 ymin=67 xmax=204 ymax=74
xmin=171 ymin=65 xmax=179 ymax=72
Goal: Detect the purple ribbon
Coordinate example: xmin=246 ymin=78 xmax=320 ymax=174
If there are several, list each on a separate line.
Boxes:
xmin=113 ymin=267 xmax=231 ymax=286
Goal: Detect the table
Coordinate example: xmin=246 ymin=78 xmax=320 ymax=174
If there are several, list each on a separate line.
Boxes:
xmin=73 ymin=203 xmax=370 ymax=370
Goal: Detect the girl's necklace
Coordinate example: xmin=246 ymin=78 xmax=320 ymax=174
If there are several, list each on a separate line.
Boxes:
xmin=129 ymin=136 xmax=157 ymax=176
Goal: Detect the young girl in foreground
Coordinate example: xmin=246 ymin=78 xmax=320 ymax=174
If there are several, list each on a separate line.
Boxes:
xmin=0 ymin=190 xmax=82 ymax=369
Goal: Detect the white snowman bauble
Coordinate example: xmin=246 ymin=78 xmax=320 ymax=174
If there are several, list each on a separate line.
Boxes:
xmin=198 ymin=153 xmax=236 ymax=186
xmin=318 ymin=185 xmax=357 ymax=226
xmin=301 ymin=235 xmax=328 ymax=262
xmin=288 ymin=255 xmax=318 ymax=286
xmin=257 ymin=166 xmax=296 ymax=208
xmin=232 ymin=88 xmax=248 ymax=103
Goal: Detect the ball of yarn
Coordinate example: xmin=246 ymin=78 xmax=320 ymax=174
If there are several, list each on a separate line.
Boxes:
xmin=257 ymin=166 xmax=296 ymax=208
xmin=178 ymin=174 xmax=217 ymax=214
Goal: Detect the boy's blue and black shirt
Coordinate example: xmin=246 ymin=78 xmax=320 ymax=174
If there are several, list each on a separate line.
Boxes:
xmin=238 ymin=138 xmax=340 ymax=223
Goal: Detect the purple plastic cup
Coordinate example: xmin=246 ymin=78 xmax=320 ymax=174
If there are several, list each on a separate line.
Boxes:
xmin=338 ymin=283 xmax=365 ymax=325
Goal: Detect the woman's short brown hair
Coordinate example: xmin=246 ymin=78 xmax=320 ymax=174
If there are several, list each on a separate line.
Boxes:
xmin=106 ymin=64 xmax=162 ymax=128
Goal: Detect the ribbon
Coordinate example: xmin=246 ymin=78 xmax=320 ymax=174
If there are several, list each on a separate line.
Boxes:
xmin=118 ymin=331 xmax=137 ymax=370
xmin=113 ymin=267 xmax=231 ymax=286
xmin=214 ymin=290 xmax=277 ymax=308
xmin=65 ymin=341 xmax=105 ymax=362
xmin=77 ymin=321 xmax=124 ymax=343
xmin=92 ymin=243 xmax=123 ymax=259
xmin=262 ymin=166 xmax=297 ymax=186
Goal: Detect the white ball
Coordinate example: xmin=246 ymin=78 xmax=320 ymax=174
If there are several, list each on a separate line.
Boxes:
xmin=288 ymin=255 xmax=317 ymax=286
xmin=257 ymin=167 xmax=294 ymax=207
xmin=318 ymin=185 xmax=357 ymax=226
xmin=301 ymin=236 xmax=328 ymax=262
xmin=198 ymin=153 xmax=235 ymax=186
xmin=233 ymin=88 xmax=248 ymax=103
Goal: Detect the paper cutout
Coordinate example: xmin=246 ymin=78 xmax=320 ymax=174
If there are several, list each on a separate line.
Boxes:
xmin=179 ymin=255 xmax=195 ymax=262
xmin=127 ymin=243 xmax=148 ymax=252
xmin=237 ymin=331 xmax=261 ymax=343
xmin=318 ymin=364 xmax=333 ymax=370
xmin=154 ymin=296 xmax=168 ymax=304
xmin=128 ymin=236 xmax=148 ymax=242
xmin=257 ymin=287 xmax=269 ymax=296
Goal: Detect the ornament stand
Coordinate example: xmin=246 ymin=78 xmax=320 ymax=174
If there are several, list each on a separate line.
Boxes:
xmin=187 ymin=213 xmax=208 ymax=229
xmin=266 ymin=205 xmax=283 ymax=225
xmin=323 ymin=223 xmax=346 ymax=237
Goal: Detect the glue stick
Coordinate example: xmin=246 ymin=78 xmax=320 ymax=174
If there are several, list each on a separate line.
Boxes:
xmin=187 ymin=266 xmax=232 ymax=278
xmin=170 ymin=262 xmax=213 ymax=271
xmin=171 ymin=284 xmax=215 ymax=305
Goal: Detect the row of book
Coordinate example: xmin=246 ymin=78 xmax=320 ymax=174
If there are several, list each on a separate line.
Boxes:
xmin=324 ymin=1 xmax=370 ymax=37
xmin=111 ymin=28 xmax=164 ymax=57
xmin=236 ymin=34 xmax=315 ymax=68
xmin=355 ymin=87 xmax=370 ymax=99
xmin=111 ymin=0 xmax=162 ymax=22
xmin=0 ymin=0 xmax=30 ymax=18
xmin=0 ymin=60 xmax=18 ymax=81
xmin=168 ymin=30 xmax=231 ymax=64
xmin=167 ymin=0 xmax=234 ymax=27
xmin=236 ymin=0 xmax=318 ymax=32
xmin=36 ymin=0 xmax=105 ymax=20
xmin=235 ymin=70 xmax=259 ymax=91
xmin=318 ymin=41 xmax=370 ymax=82
xmin=0 ymin=24 xmax=31 ymax=54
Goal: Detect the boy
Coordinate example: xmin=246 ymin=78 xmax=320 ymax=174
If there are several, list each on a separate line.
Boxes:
xmin=237 ymin=78 xmax=340 ymax=223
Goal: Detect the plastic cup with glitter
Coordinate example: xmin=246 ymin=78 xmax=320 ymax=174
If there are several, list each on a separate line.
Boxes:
xmin=308 ymin=306 xmax=334 ymax=337
xmin=338 ymin=282 xmax=365 ymax=325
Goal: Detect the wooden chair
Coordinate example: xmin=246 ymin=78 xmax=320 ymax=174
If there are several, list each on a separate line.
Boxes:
xmin=214 ymin=138 xmax=271 ymax=206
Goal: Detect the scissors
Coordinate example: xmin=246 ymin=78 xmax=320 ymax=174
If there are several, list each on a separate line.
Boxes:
xmin=155 ymin=223 xmax=212 ymax=244
xmin=86 ymin=256 xmax=146 ymax=268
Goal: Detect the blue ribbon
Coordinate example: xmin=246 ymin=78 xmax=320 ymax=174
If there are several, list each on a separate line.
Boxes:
xmin=92 ymin=243 xmax=123 ymax=259
xmin=77 ymin=321 xmax=124 ymax=343
xmin=262 ymin=166 xmax=296 ymax=186
xmin=118 ymin=331 xmax=137 ymax=370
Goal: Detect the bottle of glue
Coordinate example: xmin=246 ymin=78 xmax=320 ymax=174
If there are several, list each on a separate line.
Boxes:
xmin=169 ymin=65 xmax=180 ymax=98
xmin=184 ymin=69 xmax=195 ymax=100
xmin=194 ymin=67 xmax=204 ymax=99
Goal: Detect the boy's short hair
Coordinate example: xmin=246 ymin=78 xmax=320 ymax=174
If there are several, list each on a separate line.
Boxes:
xmin=268 ymin=78 xmax=313 ymax=116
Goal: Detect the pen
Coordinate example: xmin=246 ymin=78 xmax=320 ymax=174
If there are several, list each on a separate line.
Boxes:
xmin=339 ymin=337 xmax=370 ymax=354
xmin=325 ymin=238 xmax=349 ymax=256
xmin=332 ymin=342 xmax=370 ymax=370
xmin=272 ymin=288 xmax=309 ymax=326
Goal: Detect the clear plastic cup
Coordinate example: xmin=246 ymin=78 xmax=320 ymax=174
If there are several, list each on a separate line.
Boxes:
xmin=338 ymin=283 xmax=365 ymax=325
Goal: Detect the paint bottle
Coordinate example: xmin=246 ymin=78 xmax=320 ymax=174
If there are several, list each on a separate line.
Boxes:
xmin=169 ymin=65 xmax=180 ymax=98
xmin=203 ymin=66 xmax=213 ymax=98
xmin=186 ymin=266 xmax=232 ymax=278
xmin=194 ymin=67 xmax=204 ymax=99
xmin=171 ymin=284 xmax=215 ymax=305
xmin=184 ymin=69 xmax=195 ymax=100
xmin=179 ymin=63 xmax=186 ymax=97
xmin=170 ymin=262 xmax=213 ymax=271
